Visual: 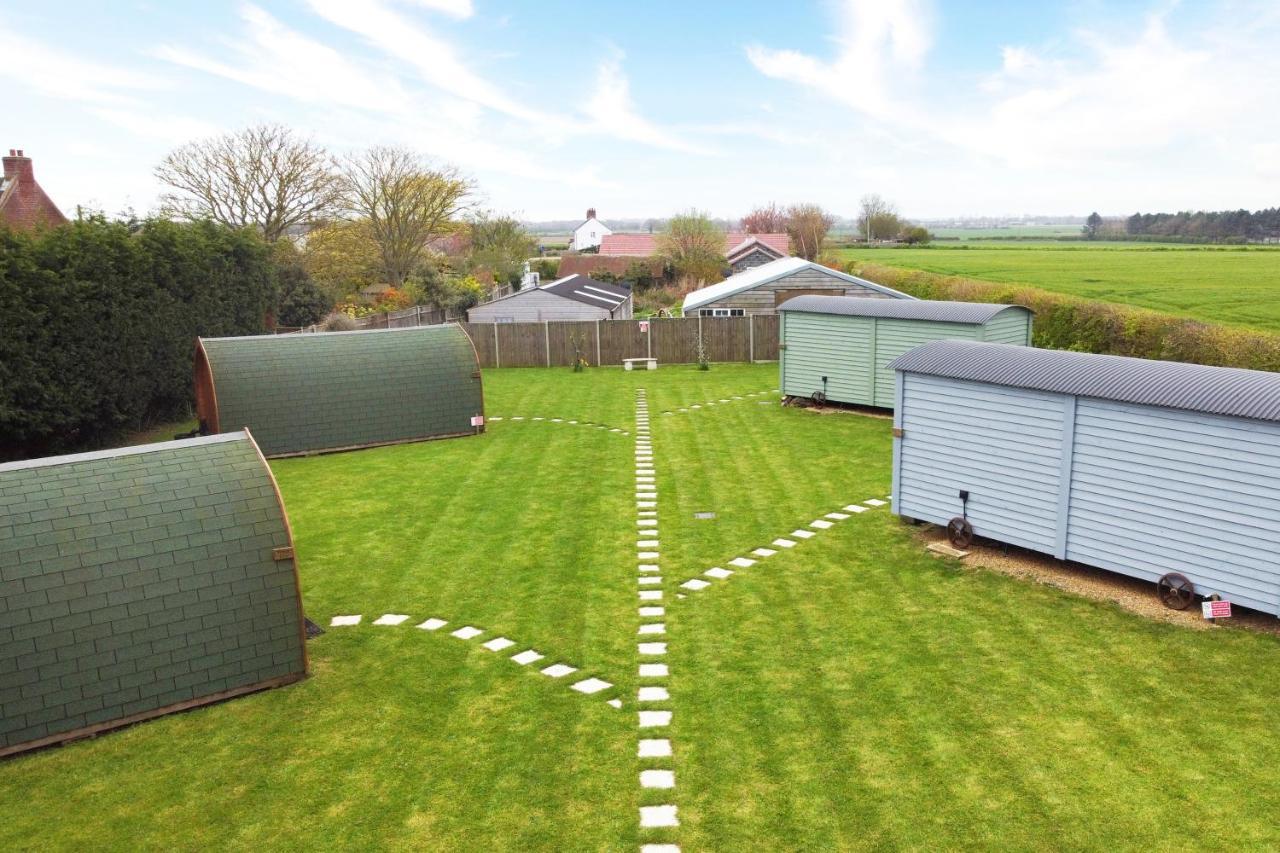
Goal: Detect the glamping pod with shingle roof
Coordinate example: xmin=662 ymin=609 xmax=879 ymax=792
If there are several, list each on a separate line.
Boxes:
xmin=890 ymin=341 xmax=1280 ymax=616
xmin=778 ymin=296 xmax=1032 ymax=408
xmin=195 ymin=325 xmax=485 ymax=457
xmin=0 ymin=431 xmax=307 ymax=757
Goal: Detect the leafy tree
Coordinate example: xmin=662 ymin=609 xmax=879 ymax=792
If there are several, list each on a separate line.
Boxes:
xmin=341 ymin=147 xmax=473 ymax=287
xmin=1083 ymin=211 xmax=1104 ymax=239
xmin=276 ymin=263 xmax=331 ymax=327
xmin=656 ymin=209 xmax=726 ymax=283
xmin=900 ymin=225 xmax=933 ymax=244
xmin=155 ymin=124 xmax=343 ymax=241
xmin=740 ymin=202 xmax=788 ymax=234
xmin=466 ymin=212 xmax=536 ymax=286
xmin=301 ymin=219 xmax=384 ymax=301
xmin=857 ymin=194 xmax=905 ymax=241
xmin=785 ymin=203 xmax=835 ymax=259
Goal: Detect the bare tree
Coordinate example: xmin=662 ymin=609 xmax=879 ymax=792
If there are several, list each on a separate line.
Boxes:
xmin=155 ymin=124 xmax=343 ymax=241
xmin=785 ymin=203 xmax=835 ymax=260
xmin=740 ymin=202 xmax=788 ymax=234
xmin=857 ymin=194 xmax=903 ymax=242
xmin=341 ymin=147 xmax=474 ymax=288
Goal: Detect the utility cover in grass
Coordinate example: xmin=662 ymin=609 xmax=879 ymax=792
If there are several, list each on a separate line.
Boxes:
xmin=511 ymin=650 xmax=544 ymax=665
xmin=638 ymin=738 xmax=671 ymax=757
xmin=640 ymin=805 xmax=679 ymax=827
xmin=641 ymin=770 xmax=676 ymax=789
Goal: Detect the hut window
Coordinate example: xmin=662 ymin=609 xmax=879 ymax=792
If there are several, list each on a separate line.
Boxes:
xmin=701 ymin=308 xmax=744 ymax=317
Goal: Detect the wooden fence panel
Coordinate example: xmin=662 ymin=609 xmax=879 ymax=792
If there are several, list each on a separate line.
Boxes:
xmin=752 ymin=315 xmax=779 ymax=360
xmin=701 ymin=317 xmax=751 ymax=362
xmin=460 ymin=322 xmax=497 ymax=367
xmin=495 ymin=323 xmax=546 ymax=367
xmin=652 ymin=318 xmax=700 ymax=364
xmin=547 ymin=321 xmax=599 ymax=367
xmin=600 ymin=319 xmax=648 ymax=365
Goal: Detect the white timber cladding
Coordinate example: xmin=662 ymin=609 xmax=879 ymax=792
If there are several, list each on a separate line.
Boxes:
xmin=570 ymin=216 xmax=612 ymax=251
xmin=1065 ymin=399 xmax=1280 ymax=613
xmin=896 ymin=374 xmax=1067 ymax=553
xmin=467 ymin=287 xmax=628 ymax=322
xmin=697 ymin=266 xmax=897 ymax=316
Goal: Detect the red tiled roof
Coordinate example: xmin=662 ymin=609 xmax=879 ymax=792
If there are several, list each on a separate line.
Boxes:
xmin=0 ymin=150 xmax=67 ymax=232
xmin=599 ymin=231 xmax=789 ymax=257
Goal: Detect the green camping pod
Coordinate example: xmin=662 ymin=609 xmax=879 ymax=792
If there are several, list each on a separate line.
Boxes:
xmin=196 ymin=325 xmax=485 ymax=457
xmin=778 ymin=296 xmax=1032 ymax=408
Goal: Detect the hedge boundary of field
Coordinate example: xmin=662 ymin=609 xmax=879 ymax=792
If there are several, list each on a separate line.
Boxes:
xmin=852 ymin=262 xmax=1280 ymax=372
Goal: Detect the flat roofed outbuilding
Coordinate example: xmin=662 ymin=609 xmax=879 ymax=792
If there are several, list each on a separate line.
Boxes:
xmin=0 ymin=431 xmax=307 ymax=757
xmin=195 ymin=325 xmax=485 ymax=457
xmin=890 ymin=341 xmax=1280 ymax=617
xmin=778 ymin=296 xmax=1031 ymax=408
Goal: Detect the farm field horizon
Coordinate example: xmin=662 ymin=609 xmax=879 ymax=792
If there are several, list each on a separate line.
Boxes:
xmin=836 ymin=243 xmax=1280 ymax=333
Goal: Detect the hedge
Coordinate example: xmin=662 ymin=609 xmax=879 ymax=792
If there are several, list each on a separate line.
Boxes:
xmin=0 ymin=218 xmax=277 ymax=460
xmin=852 ymin=262 xmax=1280 ymax=372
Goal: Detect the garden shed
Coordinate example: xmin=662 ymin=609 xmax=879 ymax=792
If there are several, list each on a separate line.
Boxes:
xmin=682 ymin=256 xmax=910 ymax=318
xmin=779 ymin=297 xmax=1032 ymax=408
xmin=196 ymin=325 xmax=484 ymax=457
xmin=0 ymin=431 xmax=307 ymax=757
xmin=890 ymin=341 xmax=1280 ymax=616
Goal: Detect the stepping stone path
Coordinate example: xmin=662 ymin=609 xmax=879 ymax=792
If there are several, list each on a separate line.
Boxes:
xmin=673 ymin=498 xmax=890 ymax=599
xmin=485 ymin=416 xmax=631 ymax=436
xmin=632 ymin=388 xmax=678 ymax=850
xmin=328 ymin=613 xmax=619 ymax=707
xmin=660 ymin=388 xmax=782 ymax=416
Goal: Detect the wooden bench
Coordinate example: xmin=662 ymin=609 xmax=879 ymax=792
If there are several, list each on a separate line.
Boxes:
xmin=623 ymin=357 xmax=658 ymax=371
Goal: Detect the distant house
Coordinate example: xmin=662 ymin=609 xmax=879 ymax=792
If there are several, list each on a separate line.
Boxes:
xmin=726 ymin=236 xmax=785 ymax=273
xmin=681 ymin=256 xmax=909 ymax=317
xmin=468 ymin=273 xmax=632 ymax=322
xmin=569 ymin=208 xmax=612 ymax=251
xmin=0 ymin=149 xmax=67 ymax=231
xmin=599 ymin=231 xmax=789 ymax=261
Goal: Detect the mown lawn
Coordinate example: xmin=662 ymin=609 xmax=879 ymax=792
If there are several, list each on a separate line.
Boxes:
xmin=2 ymin=363 xmax=1279 ymax=850
xmin=836 ymin=243 xmax=1280 ymax=333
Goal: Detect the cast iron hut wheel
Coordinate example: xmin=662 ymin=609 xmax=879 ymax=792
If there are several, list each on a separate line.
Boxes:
xmin=946 ymin=517 xmax=974 ymax=549
xmin=1156 ymin=572 xmax=1196 ymax=610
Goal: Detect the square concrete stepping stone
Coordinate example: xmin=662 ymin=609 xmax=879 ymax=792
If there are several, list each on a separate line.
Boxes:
xmin=729 ymin=557 xmax=755 ymax=568
xmin=773 ymin=538 xmax=797 ymax=548
xmin=533 ymin=417 xmax=544 ymax=421
xmin=511 ymin=416 xmax=524 ymax=420
xmin=639 ymin=576 xmax=662 ymax=586
xmin=639 ymin=663 xmax=668 ymax=677
xmin=511 ymin=649 xmax=544 ymax=665
xmin=638 ymin=551 xmax=660 ymax=560
xmin=638 ymin=710 xmax=672 ymax=727
xmin=638 ymin=642 xmax=666 ymax=655
xmin=641 ymin=769 xmax=676 ymax=789
xmin=639 ymin=606 xmax=665 ymax=617
xmin=810 ymin=519 xmax=834 ymax=529
xmin=607 ymin=698 xmax=623 ymax=709
xmin=639 ymin=564 xmax=660 ymax=573
xmin=719 ymin=398 xmax=731 ymax=403
xmin=638 ymin=509 xmax=658 ymax=516
xmin=451 ymin=626 xmax=483 ymax=640
xmin=489 ymin=416 xmax=503 ymax=421
xmin=482 ymin=637 xmax=515 ymax=652
xmin=571 ymin=677 xmax=612 ymax=694
xmin=704 ymin=567 xmax=733 ymax=579
xmin=416 ymin=618 xmax=447 ymax=630
xmin=330 ymin=615 xmax=361 ymax=626
xmin=551 ymin=418 xmax=562 ymax=422
xmin=638 ymin=686 xmax=670 ymax=702
xmin=373 ymin=614 xmax=410 ymax=626
xmin=639 ymin=805 xmax=678 ymax=828
xmin=865 ymin=498 xmax=887 ymax=506
xmin=638 ymin=738 xmax=671 ymax=757
xmin=636 ymin=478 xmax=656 ymax=484
xmin=637 ymin=501 xmax=657 ymax=508
xmin=639 ymin=590 xmax=663 ymax=601
xmin=680 ymin=578 xmax=710 ymax=590
xmin=843 ymin=504 xmax=869 ymax=513
xmin=541 ymin=663 xmax=577 ymax=678
xmin=637 ymin=540 xmax=660 ymax=548
xmin=568 ymin=420 xmax=577 ymax=424
xmin=752 ymin=547 xmax=777 ymax=557
xmin=691 ymin=405 xmax=701 ymax=409
xmin=826 ymin=512 xmax=850 ymax=520
xmin=791 ymin=529 xmax=815 ymax=539
xmin=637 ymin=492 xmax=658 ymax=500
xmin=638 ymin=623 xmax=666 ymax=635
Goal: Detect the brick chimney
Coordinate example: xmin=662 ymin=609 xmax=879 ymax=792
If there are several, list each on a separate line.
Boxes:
xmin=3 ymin=149 xmax=34 ymax=184
xmin=1 ymin=149 xmax=69 ymax=231
xmin=586 ymin=207 xmax=597 ymax=220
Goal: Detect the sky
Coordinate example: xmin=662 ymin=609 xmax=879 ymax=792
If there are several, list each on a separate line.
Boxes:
xmin=4 ymin=0 xmax=1279 ymax=222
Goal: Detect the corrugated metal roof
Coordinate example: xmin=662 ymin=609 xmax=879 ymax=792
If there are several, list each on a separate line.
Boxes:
xmin=682 ymin=257 xmax=913 ymax=312
xmin=779 ymin=295 xmax=1027 ymax=323
xmin=890 ymin=341 xmax=1280 ymax=423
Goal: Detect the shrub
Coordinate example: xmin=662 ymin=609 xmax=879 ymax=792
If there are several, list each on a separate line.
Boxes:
xmin=318 ymin=311 xmax=358 ymax=332
xmin=0 ymin=217 xmax=277 ymax=460
xmin=850 ymin=262 xmax=1280 ymax=372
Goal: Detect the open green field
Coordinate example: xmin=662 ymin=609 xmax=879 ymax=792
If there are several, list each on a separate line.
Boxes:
xmin=3 ymin=363 xmax=1280 ymax=850
xmin=837 ymin=243 xmax=1280 ymax=332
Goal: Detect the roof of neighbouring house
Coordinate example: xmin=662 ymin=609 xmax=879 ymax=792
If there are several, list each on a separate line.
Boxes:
xmin=543 ymin=274 xmax=631 ymax=308
xmin=726 ymin=236 xmax=786 ymax=262
xmin=599 ymin=232 xmax=789 ymax=257
xmin=779 ymin=295 xmax=1028 ymax=323
xmin=0 ymin=149 xmax=68 ymax=232
xmin=682 ymin=256 xmax=913 ymax=313
xmin=889 ymin=340 xmax=1280 ymax=423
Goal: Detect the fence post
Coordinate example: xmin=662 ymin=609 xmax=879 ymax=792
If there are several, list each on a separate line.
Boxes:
xmin=545 ymin=322 xmax=551 ymax=367
xmin=647 ymin=320 xmax=652 ymax=359
xmin=415 ymin=305 xmax=422 ymax=326
xmin=595 ymin=320 xmax=602 ymax=366
xmin=749 ymin=317 xmax=754 ymax=362
xmin=494 ymin=323 xmax=501 ymax=368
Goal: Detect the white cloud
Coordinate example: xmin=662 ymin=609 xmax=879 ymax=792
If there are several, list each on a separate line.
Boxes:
xmin=0 ymin=30 xmax=167 ymax=105
xmin=401 ymin=0 xmax=474 ymax=18
xmin=581 ymin=55 xmax=711 ymax=154
xmin=89 ymin=109 xmax=222 ymax=144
